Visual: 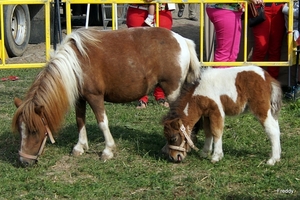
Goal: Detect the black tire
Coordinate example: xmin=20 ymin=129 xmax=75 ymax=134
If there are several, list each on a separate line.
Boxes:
xmin=4 ymin=5 xmax=31 ymax=57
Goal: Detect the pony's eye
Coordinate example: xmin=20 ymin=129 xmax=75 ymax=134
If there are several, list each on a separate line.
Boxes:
xmin=170 ymin=136 xmax=178 ymax=143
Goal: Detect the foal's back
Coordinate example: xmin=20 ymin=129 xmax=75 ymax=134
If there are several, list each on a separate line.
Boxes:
xmin=195 ymin=66 xmax=281 ymax=116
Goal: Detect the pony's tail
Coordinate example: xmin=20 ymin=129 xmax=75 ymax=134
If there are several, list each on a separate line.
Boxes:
xmin=185 ymin=38 xmax=201 ymax=83
xmin=270 ymin=79 xmax=282 ymax=120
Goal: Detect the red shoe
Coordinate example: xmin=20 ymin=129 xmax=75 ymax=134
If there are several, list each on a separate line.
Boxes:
xmin=8 ymin=76 xmax=19 ymax=81
xmin=136 ymin=100 xmax=147 ymax=109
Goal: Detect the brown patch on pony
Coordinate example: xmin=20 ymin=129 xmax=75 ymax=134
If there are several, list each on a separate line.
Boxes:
xmin=76 ymin=27 xmax=184 ymax=103
xmin=233 ymin=70 xmax=281 ymax=123
xmin=162 ymin=82 xmax=201 ymax=147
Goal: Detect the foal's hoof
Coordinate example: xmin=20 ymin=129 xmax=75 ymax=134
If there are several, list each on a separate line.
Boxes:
xmin=211 ymin=153 xmax=224 ymax=163
xmin=200 ymin=150 xmax=211 ymax=158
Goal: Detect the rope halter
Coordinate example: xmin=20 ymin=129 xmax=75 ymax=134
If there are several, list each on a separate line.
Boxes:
xmin=19 ymin=117 xmax=55 ymax=161
xmin=168 ymin=124 xmax=199 ymax=152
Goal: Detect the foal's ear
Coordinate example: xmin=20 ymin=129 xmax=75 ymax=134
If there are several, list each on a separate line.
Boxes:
xmin=170 ymin=118 xmax=182 ymax=130
xmin=14 ymin=97 xmax=23 ymax=108
xmin=34 ymin=105 xmax=45 ymax=116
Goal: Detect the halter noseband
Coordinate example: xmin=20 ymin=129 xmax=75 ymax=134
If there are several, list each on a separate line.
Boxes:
xmin=19 ymin=118 xmax=55 ymax=161
xmin=168 ymin=124 xmax=199 ymax=152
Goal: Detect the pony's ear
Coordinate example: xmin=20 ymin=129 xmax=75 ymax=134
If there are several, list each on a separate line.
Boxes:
xmin=14 ymin=97 xmax=23 ymax=108
xmin=178 ymin=119 xmax=183 ymax=126
xmin=34 ymin=105 xmax=45 ymax=116
xmin=170 ymin=118 xmax=182 ymax=130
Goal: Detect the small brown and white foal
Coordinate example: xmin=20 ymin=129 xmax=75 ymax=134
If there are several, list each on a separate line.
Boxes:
xmin=163 ymin=65 xmax=282 ymax=165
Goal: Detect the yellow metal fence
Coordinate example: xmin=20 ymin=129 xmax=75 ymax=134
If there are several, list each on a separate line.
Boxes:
xmin=0 ymin=0 xmax=295 ymax=69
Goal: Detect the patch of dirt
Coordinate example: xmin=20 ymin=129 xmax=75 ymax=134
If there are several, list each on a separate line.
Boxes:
xmin=46 ymin=155 xmax=97 ymax=184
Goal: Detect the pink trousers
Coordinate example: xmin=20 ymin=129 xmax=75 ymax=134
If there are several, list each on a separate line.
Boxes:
xmin=206 ymin=8 xmax=243 ymax=68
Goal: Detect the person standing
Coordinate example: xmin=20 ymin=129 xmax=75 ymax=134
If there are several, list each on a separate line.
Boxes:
xmin=251 ymin=3 xmax=286 ymax=79
xmin=282 ymin=1 xmax=300 ymax=99
xmin=206 ymin=3 xmax=245 ymax=68
xmin=177 ymin=4 xmax=198 ymax=21
xmin=206 ymin=0 xmax=259 ymax=68
xmin=126 ymin=2 xmax=175 ymax=108
xmin=144 ymin=3 xmax=156 ymax=27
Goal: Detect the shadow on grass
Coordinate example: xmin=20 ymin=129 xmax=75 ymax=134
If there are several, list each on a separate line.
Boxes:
xmin=0 ymin=131 xmax=21 ymax=167
xmin=0 ymin=122 xmax=272 ymax=167
xmin=47 ymin=123 xmax=168 ymax=160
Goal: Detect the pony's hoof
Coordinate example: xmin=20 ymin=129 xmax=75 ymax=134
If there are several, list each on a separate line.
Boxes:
xmin=266 ymin=158 xmax=280 ymax=166
xmin=72 ymin=149 xmax=83 ymax=157
xmin=101 ymin=153 xmax=114 ymax=161
xmin=101 ymin=149 xmax=114 ymax=161
xmin=211 ymin=159 xmax=219 ymax=164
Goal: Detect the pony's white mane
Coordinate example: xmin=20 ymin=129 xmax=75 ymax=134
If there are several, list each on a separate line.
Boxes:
xmin=48 ymin=28 xmax=100 ymax=107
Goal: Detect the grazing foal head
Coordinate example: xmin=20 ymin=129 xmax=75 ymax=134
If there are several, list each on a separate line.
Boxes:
xmin=13 ymin=98 xmax=55 ymax=167
xmin=163 ymin=118 xmax=199 ymax=162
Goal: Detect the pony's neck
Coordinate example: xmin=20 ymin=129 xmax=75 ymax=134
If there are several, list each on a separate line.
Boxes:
xmin=179 ymin=84 xmax=203 ymax=131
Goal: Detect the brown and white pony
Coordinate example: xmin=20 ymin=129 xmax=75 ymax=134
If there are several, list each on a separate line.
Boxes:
xmin=162 ymin=65 xmax=282 ymax=165
xmin=12 ymin=27 xmax=201 ymax=166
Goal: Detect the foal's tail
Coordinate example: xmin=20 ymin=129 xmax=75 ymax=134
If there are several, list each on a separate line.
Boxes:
xmin=184 ymin=38 xmax=201 ymax=83
xmin=270 ymin=79 xmax=282 ymax=120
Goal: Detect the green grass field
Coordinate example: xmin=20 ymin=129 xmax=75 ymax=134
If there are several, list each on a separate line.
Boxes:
xmin=0 ymin=68 xmax=299 ymax=199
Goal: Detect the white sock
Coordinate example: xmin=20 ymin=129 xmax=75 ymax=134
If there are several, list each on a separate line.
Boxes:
xmin=147 ymin=14 xmax=154 ymax=20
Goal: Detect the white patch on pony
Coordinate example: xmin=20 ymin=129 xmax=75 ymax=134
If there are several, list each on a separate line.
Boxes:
xmin=167 ymin=31 xmax=200 ymax=102
xmin=183 ymin=103 xmax=189 ymax=116
xmin=73 ymin=125 xmax=88 ymax=156
xmin=20 ymin=122 xmax=27 ymax=150
xmin=263 ymin=110 xmax=281 ymax=165
xmin=193 ymin=66 xmax=266 ymax=117
xmin=211 ymin=137 xmax=224 ymax=163
xmin=99 ymin=112 xmax=116 ymax=160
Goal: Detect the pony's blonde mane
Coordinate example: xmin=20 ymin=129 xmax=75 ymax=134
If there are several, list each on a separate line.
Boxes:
xmin=12 ymin=28 xmax=101 ymax=134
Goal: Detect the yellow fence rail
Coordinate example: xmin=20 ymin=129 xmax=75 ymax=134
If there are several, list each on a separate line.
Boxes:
xmin=0 ymin=0 xmax=295 ymax=69
xmin=0 ymin=0 xmax=51 ymax=68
